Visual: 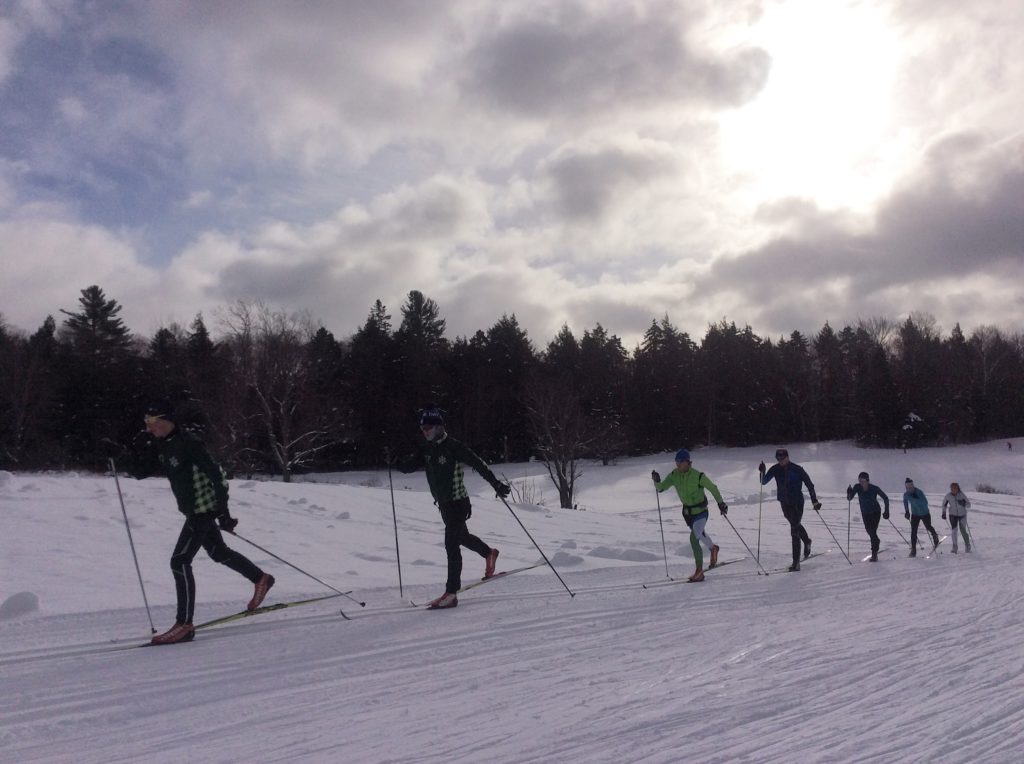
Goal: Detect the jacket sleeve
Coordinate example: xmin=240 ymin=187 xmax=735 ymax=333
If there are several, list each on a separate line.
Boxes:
xmin=903 ymin=493 xmax=911 ymax=512
xmin=699 ymin=473 xmax=725 ymax=504
xmin=454 ymin=440 xmax=501 ymax=489
xmin=801 ymin=467 xmax=818 ymax=503
xmin=122 ymin=436 xmax=161 ymax=480
xmin=655 ymin=475 xmax=672 ymax=493
xmin=877 ymin=487 xmax=889 ymax=512
xmin=941 ymin=495 xmax=951 ymax=511
xmin=761 ymin=464 xmax=777 ymax=486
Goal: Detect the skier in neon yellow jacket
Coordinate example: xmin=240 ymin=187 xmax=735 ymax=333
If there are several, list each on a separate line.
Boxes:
xmin=652 ymin=449 xmax=728 ymax=582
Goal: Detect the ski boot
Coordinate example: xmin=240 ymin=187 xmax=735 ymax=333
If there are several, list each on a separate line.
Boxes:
xmin=247 ymin=573 xmax=275 ymax=611
xmin=788 ymin=561 xmax=800 ymax=572
xmin=151 ymin=623 xmax=195 ymax=645
xmin=688 ymin=568 xmax=705 ymax=582
xmin=427 ymin=592 xmax=459 ymax=609
xmin=803 ymin=540 xmax=812 ymax=560
xmin=708 ymin=545 xmax=720 ymax=569
xmin=484 ymin=548 xmax=499 ymax=579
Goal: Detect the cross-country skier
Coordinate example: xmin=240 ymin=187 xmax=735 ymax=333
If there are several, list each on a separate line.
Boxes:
xmin=846 ymin=471 xmax=889 ymax=562
xmin=398 ymin=405 xmax=510 ymax=609
xmin=652 ymin=449 xmax=728 ymax=582
xmin=759 ymin=448 xmax=820 ymax=571
xmin=129 ymin=400 xmax=274 ymax=644
xmin=902 ymin=478 xmax=939 ymax=557
xmin=941 ymin=482 xmax=972 ymax=553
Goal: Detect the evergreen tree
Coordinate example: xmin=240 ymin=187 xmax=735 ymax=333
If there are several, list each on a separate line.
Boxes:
xmin=57 ymin=286 xmax=137 ymax=467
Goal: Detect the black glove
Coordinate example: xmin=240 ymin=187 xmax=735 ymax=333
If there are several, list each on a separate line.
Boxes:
xmin=217 ymin=513 xmax=238 ymax=533
xmin=651 ymin=470 xmax=661 ymax=483
xmin=758 ymin=461 xmax=766 ymax=476
xmin=718 ymin=502 xmax=728 ymax=515
xmin=846 ymin=485 xmax=855 ymax=501
xmin=883 ymin=510 xmax=890 ymax=519
xmin=812 ymin=501 xmax=822 ymax=512
xmin=905 ymin=511 xmax=910 ymax=520
xmin=100 ymin=438 xmax=126 ymax=458
xmin=941 ymin=512 xmax=947 ymax=520
xmin=495 ymin=482 xmax=511 ymax=499
xmin=957 ymin=498 xmax=966 ymax=507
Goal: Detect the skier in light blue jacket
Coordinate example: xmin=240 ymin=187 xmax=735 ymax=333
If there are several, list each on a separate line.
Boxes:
xmin=902 ymin=478 xmax=939 ymax=557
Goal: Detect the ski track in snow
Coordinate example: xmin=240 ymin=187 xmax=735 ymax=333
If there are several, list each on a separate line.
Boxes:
xmin=2 ymin=441 xmax=1023 ymax=763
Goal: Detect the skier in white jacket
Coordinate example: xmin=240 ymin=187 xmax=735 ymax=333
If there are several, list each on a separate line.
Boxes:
xmin=941 ymin=482 xmax=972 ymax=553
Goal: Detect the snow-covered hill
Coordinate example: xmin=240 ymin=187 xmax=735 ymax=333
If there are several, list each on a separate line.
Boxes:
xmin=2 ymin=440 xmax=1022 ymax=763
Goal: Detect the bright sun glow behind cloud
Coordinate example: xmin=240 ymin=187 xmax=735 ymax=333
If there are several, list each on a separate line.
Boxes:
xmin=720 ymin=0 xmax=906 ymax=212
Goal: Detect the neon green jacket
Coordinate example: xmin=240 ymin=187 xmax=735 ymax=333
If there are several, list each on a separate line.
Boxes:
xmin=656 ymin=468 xmax=724 ymax=516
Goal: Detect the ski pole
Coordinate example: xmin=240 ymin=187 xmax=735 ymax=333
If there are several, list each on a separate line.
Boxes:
xmin=385 ymin=453 xmax=404 ymax=598
xmin=653 ymin=481 xmax=671 ymax=580
xmin=847 ymin=497 xmax=851 ymax=560
xmin=230 ymin=531 xmax=366 ymax=607
xmin=109 ymin=458 xmax=157 ymax=634
xmin=721 ymin=513 xmax=770 ymax=576
xmin=814 ymin=505 xmax=853 ymax=565
xmin=887 ymin=517 xmax=912 ymax=547
xmin=756 ymin=479 xmax=764 ymax=563
xmin=499 ymin=495 xmax=575 ymax=597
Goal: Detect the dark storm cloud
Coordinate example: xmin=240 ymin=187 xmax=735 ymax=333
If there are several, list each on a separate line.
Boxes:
xmin=217 ymin=257 xmax=335 ymax=304
xmin=461 ymin=3 xmax=770 ymax=119
xmin=543 ymin=145 xmax=677 ymax=221
xmin=697 ymin=132 xmax=1024 ymax=332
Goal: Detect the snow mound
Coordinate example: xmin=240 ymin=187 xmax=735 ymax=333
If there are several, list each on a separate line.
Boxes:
xmin=0 ymin=591 xmax=40 ymax=620
xmin=0 ymin=470 xmax=12 ymax=485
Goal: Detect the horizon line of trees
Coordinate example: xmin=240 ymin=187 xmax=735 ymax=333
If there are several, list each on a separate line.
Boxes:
xmin=2 ymin=285 xmax=1023 ymax=507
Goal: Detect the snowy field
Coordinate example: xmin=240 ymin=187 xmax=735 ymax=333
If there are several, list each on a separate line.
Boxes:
xmin=2 ymin=440 xmax=1023 ymax=763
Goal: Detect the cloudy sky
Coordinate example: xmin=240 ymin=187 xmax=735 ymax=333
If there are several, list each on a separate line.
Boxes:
xmin=1 ymin=0 xmax=1022 ymax=347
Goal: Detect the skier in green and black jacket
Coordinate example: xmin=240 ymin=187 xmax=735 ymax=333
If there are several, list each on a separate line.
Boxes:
xmin=398 ymin=405 xmax=511 ymax=609
xmin=129 ymin=400 xmax=274 ymax=644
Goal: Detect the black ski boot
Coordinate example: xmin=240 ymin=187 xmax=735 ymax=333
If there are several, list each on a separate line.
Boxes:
xmin=803 ymin=540 xmax=812 ymax=560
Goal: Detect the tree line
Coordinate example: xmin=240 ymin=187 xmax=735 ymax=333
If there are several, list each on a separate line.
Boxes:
xmin=2 ymin=285 xmax=1022 ymax=505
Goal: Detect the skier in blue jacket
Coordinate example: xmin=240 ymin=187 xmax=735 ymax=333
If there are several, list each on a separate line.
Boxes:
xmin=846 ymin=471 xmax=889 ymax=562
xmin=759 ymin=448 xmax=821 ymax=571
xmin=902 ymin=477 xmax=939 ymax=557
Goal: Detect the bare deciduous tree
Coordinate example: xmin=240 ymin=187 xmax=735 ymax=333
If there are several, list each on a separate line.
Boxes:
xmin=219 ymin=301 xmax=344 ymax=482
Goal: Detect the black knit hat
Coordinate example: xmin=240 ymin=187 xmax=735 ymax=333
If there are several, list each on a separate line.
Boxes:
xmin=419 ymin=405 xmax=445 ymax=427
xmin=858 ymin=471 xmax=869 ymax=480
xmin=144 ymin=399 xmax=175 ymax=422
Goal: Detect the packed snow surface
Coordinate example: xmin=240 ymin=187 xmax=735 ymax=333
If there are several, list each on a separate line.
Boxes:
xmin=2 ymin=440 xmax=1023 ymax=763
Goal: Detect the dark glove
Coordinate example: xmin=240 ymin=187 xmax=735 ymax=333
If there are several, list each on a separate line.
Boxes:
xmin=957 ymin=498 xmax=966 ymax=507
xmin=651 ymin=470 xmax=661 ymax=483
xmin=812 ymin=501 xmax=822 ymax=512
xmin=905 ymin=511 xmax=910 ymax=520
xmin=718 ymin=502 xmax=728 ymax=515
xmin=846 ymin=485 xmax=855 ymax=501
xmin=217 ymin=513 xmax=238 ymax=533
xmin=941 ymin=512 xmax=947 ymax=520
xmin=883 ymin=510 xmax=890 ymax=519
xmin=100 ymin=438 xmax=126 ymax=458
xmin=758 ymin=461 xmax=766 ymax=476
xmin=495 ymin=482 xmax=511 ymax=499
